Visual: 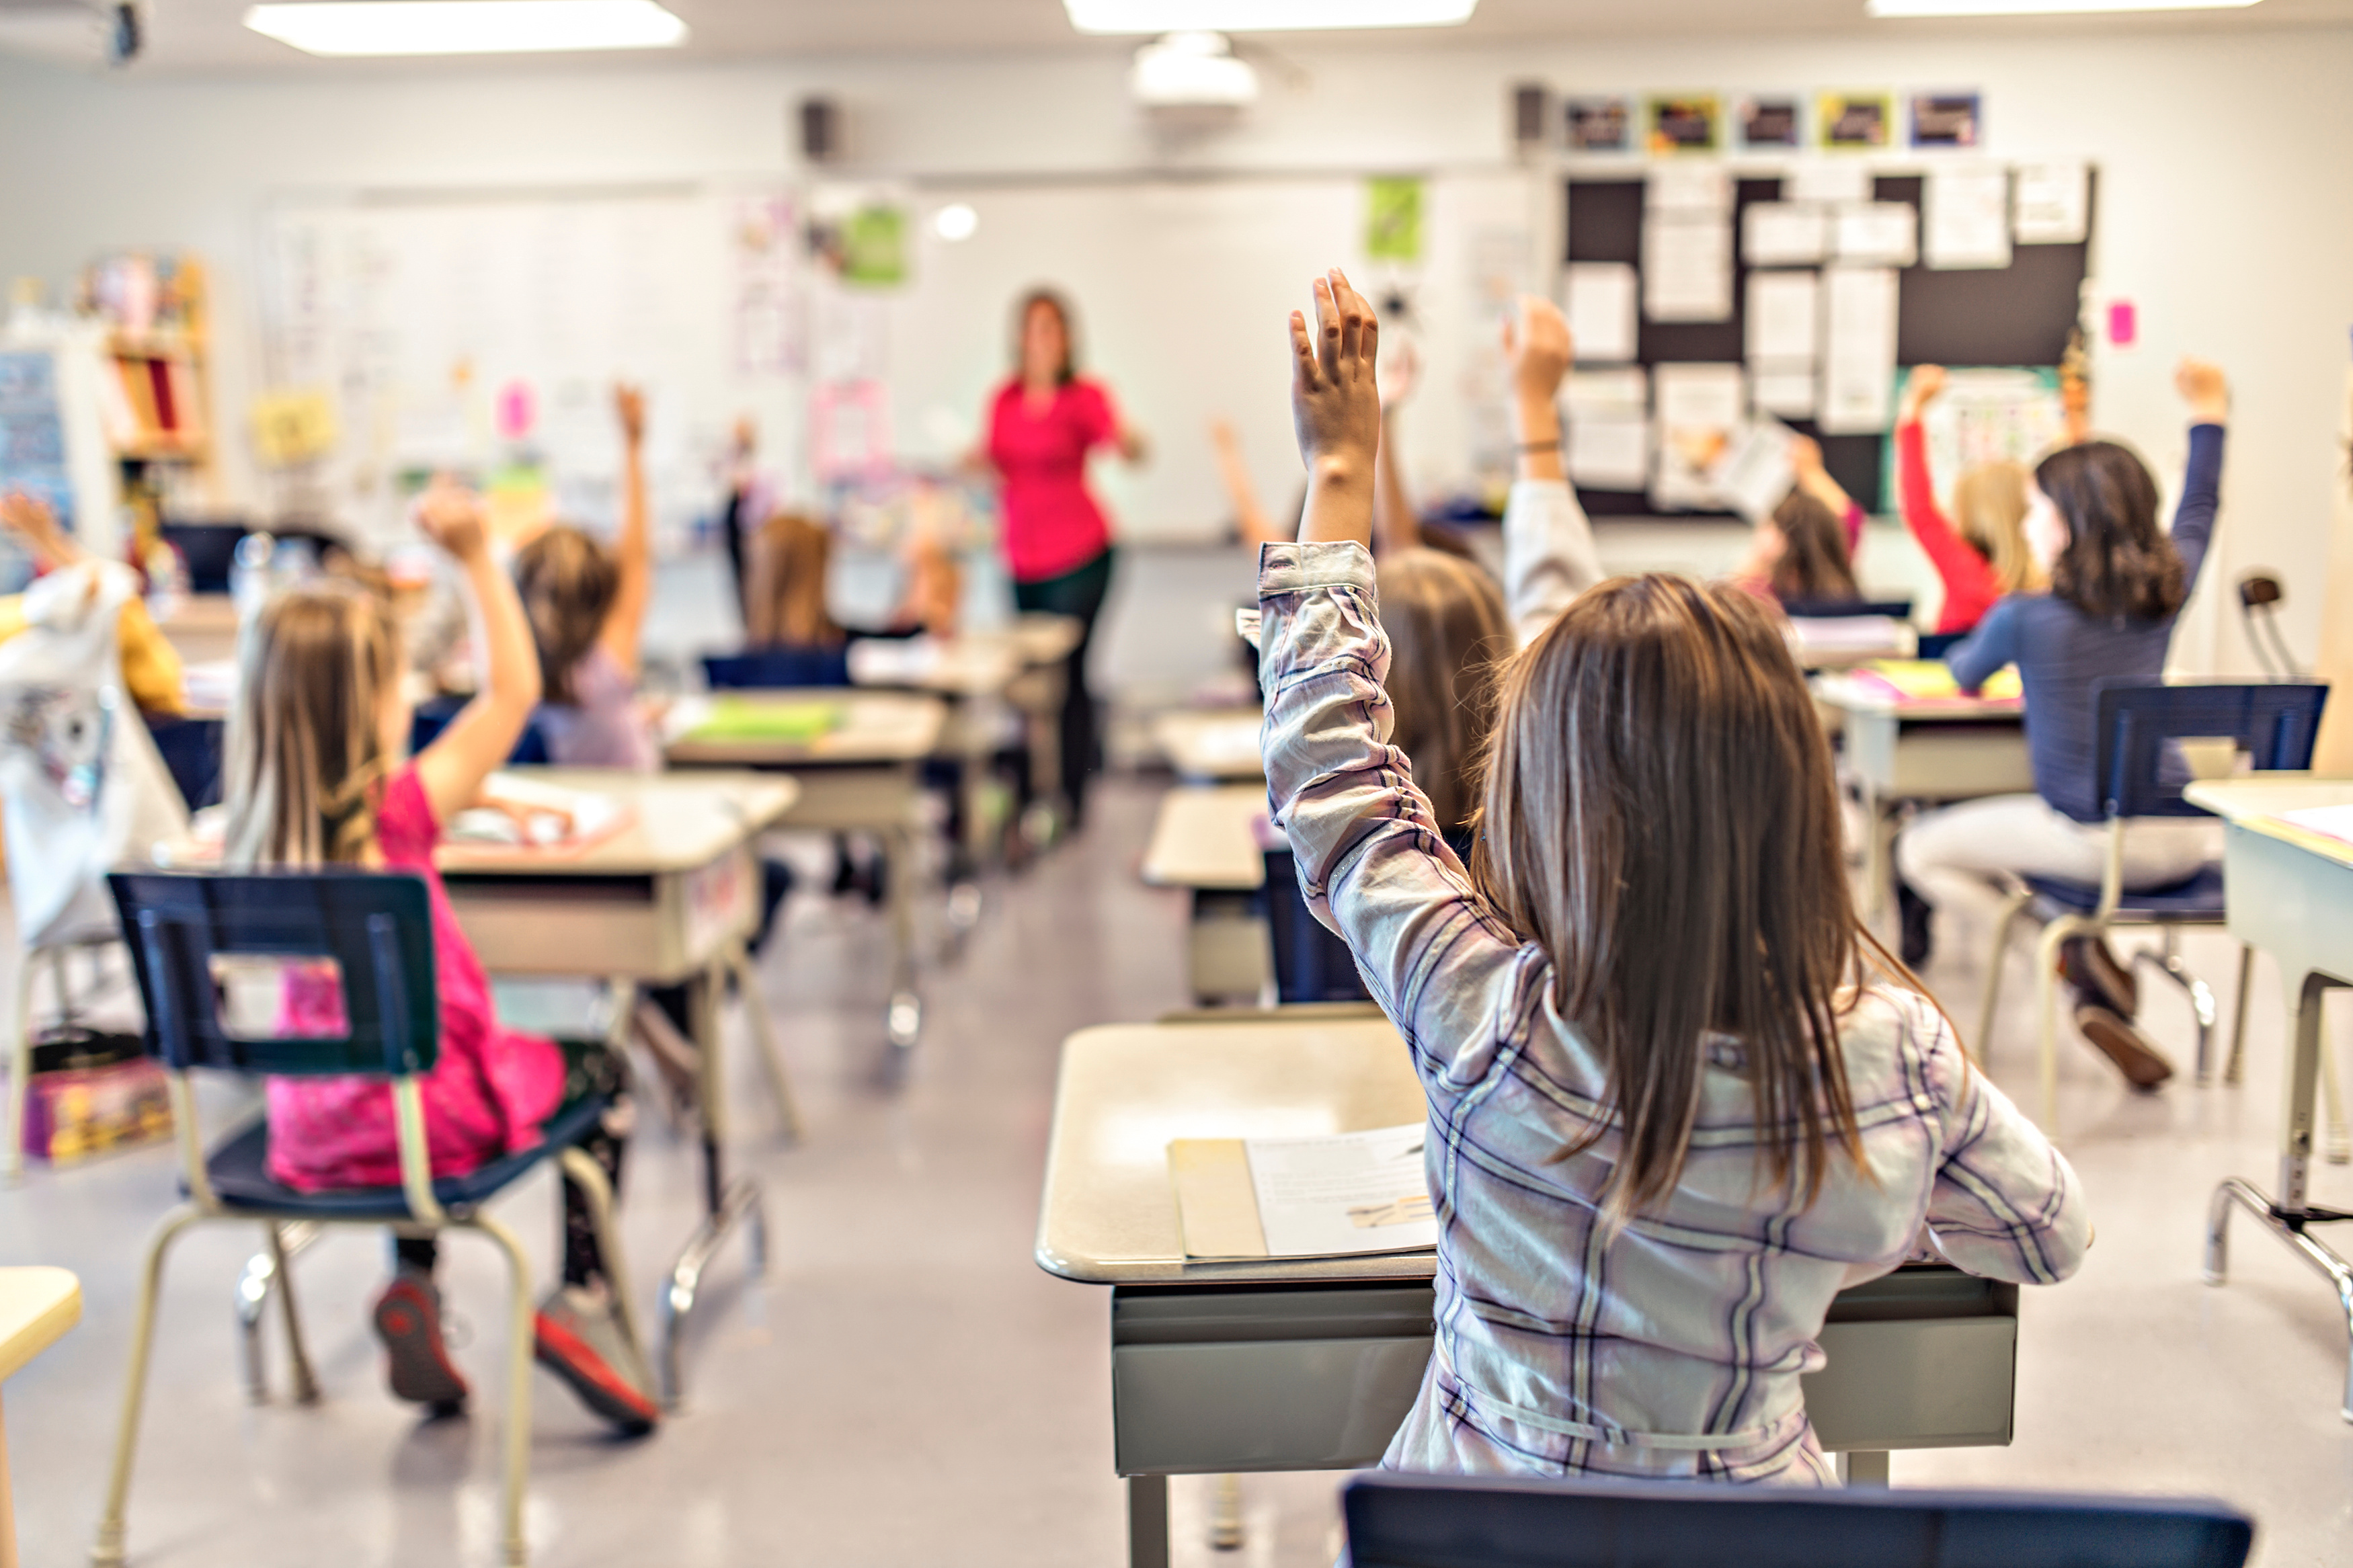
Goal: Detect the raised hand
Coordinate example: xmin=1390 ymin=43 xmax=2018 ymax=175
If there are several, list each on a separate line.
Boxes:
xmin=1899 ymin=364 xmax=1948 ymax=424
xmin=414 ymin=477 xmax=489 ymax=563
xmin=1501 ymin=294 xmax=1572 ymax=408
xmin=1289 ymin=270 xmax=1381 ymax=479
xmin=0 ymin=492 xmax=75 ymax=570
xmin=1786 ymin=434 xmax=1825 ymax=477
xmin=2175 ymin=358 xmax=2229 ymax=424
xmin=614 ymin=382 xmax=647 ymax=446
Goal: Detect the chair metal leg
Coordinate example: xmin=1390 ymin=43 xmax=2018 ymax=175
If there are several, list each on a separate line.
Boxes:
xmin=658 ymin=1176 xmax=767 ymax=1410
xmin=462 ymin=1214 xmax=536 ymax=1568
xmin=92 ymin=1205 xmax=203 ymax=1567
xmin=2133 ymin=934 xmax=2217 ymax=1084
xmin=4 ymin=952 xmax=36 ymax=1184
xmin=235 ymin=1223 xmax=321 ymax=1403
xmin=268 ymin=1225 xmax=319 ymax=1404
xmin=2225 ymin=944 xmax=2255 ymax=1086
xmin=884 ymin=822 xmax=922 ymax=1050
xmin=2205 ymin=1175 xmax=2353 ymax=1423
xmin=2034 ymin=915 xmax=2096 ymax=1135
xmin=1973 ymin=887 xmax=2034 ymax=1066
xmin=555 ymin=1147 xmax=649 ymax=1380
xmin=726 ymin=942 xmax=801 ymax=1141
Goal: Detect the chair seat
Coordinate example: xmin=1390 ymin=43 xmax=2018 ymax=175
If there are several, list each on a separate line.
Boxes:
xmin=2024 ymin=863 xmax=2228 ymax=919
xmin=197 ymin=1094 xmax=610 ymax=1219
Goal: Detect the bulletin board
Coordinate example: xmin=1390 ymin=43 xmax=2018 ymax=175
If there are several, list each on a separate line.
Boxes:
xmin=1562 ymin=167 xmax=2096 ymax=516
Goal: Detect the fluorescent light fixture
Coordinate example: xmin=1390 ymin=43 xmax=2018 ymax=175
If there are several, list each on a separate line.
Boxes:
xmin=1066 ymin=0 xmax=1476 ymax=33
xmin=1869 ymin=0 xmax=2256 ymax=14
xmin=244 ymin=1 xmax=688 ymax=56
xmin=933 ymin=204 xmax=980 ymax=242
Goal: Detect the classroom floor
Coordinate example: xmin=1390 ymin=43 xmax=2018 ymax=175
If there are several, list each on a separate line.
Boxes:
xmin=6 ymin=774 xmax=2353 ymax=1567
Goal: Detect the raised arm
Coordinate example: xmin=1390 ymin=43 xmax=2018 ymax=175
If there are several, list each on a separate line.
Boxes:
xmin=1291 ymin=271 xmax=1382 ymax=550
xmin=2169 ymin=358 xmax=2229 ymax=595
xmin=1499 ymin=295 xmax=1603 ymax=645
xmin=1790 ymin=435 xmax=1865 ymax=555
xmin=413 ymin=481 xmax=541 ymax=824
xmin=1944 ymin=596 xmax=2022 ymax=694
xmin=598 ymin=384 xmax=654 ymax=679
xmin=1209 ymin=419 xmax=1287 ymax=546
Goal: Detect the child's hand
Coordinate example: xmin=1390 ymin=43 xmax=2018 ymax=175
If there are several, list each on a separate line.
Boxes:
xmin=1898 ymin=364 xmax=1947 ymax=423
xmin=1501 ymin=295 xmax=1572 ymax=409
xmin=1786 ymin=434 xmax=1825 ymax=477
xmin=614 ymin=383 xmax=647 ymax=446
xmin=0 ymin=493 xmax=71 ymax=567
xmin=415 ymin=478 xmax=490 ymax=563
xmin=2176 ymin=358 xmax=2229 ymax=423
xmin=1379 ymin=338 xmax=1421 ymax=412
xmin=1289 ymin=269 xmax=1381 ymax=484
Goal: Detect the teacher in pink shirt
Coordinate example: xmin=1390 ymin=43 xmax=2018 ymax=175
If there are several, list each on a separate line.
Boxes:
xmin=978 ymin=288 xmax=1146 ymax=829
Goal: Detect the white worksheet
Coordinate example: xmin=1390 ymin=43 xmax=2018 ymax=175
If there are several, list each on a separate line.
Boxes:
xmin=1787 ymin=160 xmax=1873 ymax=206
xmin=1651 ymin=362 xmax=1747 ymax=509
xmin=1568 ymin=413 xmax=1650 ymax=491
xmin=1819 ymin=266 xmax=1901 ymax=434
xmin=1565 ymin=261 xmax=1640 ymax=363
xmin=1833 ymin=203 xmax=1919 ymax=267
xmin=1566 ymin=366 xmax=1650 ymax=415
xmin=1925 ymin=165 xmax=2013 ymax=270
xmin=1745 ymin=270 xmax=1821 ymax=363
xmin=1642 ymin=213 xmax=1734 ymax=323
xmin=1646 ymin=161 xmax=1732 ymax=212
xmin=1751 ymin=368 xmax=1819 ymax=419
xmin=1712 ymin=417 xmax=1800 ymax=522
xmin=2013 ymin=160 xmax=2090 ymax=244
xmin=1245 ymin=1124 xmax=1437 ymax=1258
xmin=1742 ymin=202 xmax=1828 ymax=266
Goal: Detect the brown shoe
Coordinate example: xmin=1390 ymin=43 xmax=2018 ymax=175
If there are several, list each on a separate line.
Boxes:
xmin=2059 ymin=936 xmax=2139 ymax=1018
xmin=2075 ymin=1004 xmax=2173 ymax=1091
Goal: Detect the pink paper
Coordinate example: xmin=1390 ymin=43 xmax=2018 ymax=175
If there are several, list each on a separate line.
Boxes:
xmin=495 ymin=379 xmax=536 ymax=441
xmin=2106 ymin=301 xmax=2137 ymax=347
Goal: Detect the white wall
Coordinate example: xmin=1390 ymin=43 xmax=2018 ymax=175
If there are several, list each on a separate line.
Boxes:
xmin=3 ymin=26 xmax=2348 ymax=672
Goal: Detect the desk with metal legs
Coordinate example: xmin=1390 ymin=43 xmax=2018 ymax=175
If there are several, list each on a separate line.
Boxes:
xmin=1140 ymin=785 xmax=1269 ymax=1005
xmin=2187 ymin=777 xmax=2353 ymax=1420
xmin=1035 ymin=1016 xmax=2024 ymax=1568
xmin=667 ymin=690 xmax=947 ymax=1049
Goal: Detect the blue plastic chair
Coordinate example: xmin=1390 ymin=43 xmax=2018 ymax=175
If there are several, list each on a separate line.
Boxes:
xmin=1263 ymin=845 xmax=1372 ymax=1005
xmin=93 ymin=870 xmax=639 ymax=1568
xmin=407 ymin=696 xmax=550 ymax=765
xmin=1343 ymin=1472 xmax=2254 ymax=1568
xmin=703 ymin=645 xmax=852 ymax=690
xmin=1975 ymin=681 xmax=2329 ymax=1132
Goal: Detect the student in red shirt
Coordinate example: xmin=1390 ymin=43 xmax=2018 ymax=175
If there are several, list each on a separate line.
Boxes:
xmin=978 ymin=289 xmax=1146 ymax=828
xmin=1895 ymin=366 xmax=2040 ymax=634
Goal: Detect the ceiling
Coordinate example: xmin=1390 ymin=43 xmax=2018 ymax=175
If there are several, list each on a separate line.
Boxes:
xmin=2 ymin=0 xmax=2348 ymax=74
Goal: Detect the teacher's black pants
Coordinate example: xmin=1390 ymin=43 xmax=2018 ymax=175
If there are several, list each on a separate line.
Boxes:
xmin=1012 ymin=547 xmax=1115 ymax=829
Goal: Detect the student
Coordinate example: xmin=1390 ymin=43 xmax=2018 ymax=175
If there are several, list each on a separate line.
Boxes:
xmin=1895 ymin=366 xmax=2038 ymax=634
xmin=0 ymin=493 xmax=185 ymax=718
xmin=225 ymin=480 xmax=659 ymax=1432
xmin=1265 ymin=269 xmax=2085 ymax=1482
xmin=1732 ymin=438 xmax=1864 ymax=608
xmin=1896 ymin=360 xmax=2231 ymax=1087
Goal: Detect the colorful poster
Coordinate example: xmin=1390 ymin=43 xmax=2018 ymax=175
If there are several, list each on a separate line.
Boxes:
xmin=840 ymin=205 xmax=908 ymax=289
xmin=1911 ymin=93 xmax=1983 ymax=149
xmin=1363 ymin=177 xmax=1425 ymax=264
xmin=1566 ymin=97 xmax=1630 ymax=152
xmin=1646 ymin=94 xmax=1722 ymax=155
xmin=0 ymin=352 xmax=75 ymax=526
xmin=1819 ymin=91 xmax=1894 ymax=152
xmin=1739 ymin=97 xmax=1803 ymax=149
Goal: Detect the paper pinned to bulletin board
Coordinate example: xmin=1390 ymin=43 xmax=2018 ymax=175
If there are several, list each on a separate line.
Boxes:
xmin=1895 ymin=366 xmax=2067 ymax=511
xmin=1363 ymin=177 xmax=1425 ymax=264
xmin=0 ymin=351 xmax=76 ymax=526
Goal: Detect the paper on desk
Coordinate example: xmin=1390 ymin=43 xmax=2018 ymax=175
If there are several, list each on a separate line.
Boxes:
xmin=1742 ymin=203 xmax=1827 ymax=266
xmin=1168 ymin=1139 xmax=1270 ymax=1259
xmin=1788 ymin=161 xmax=1872 ymax=206
xmin=1642 ymin=213 xmax=1733 ymax=323
xmin=1247 ymin=1124 xmax=1437 ymax=1258
xmin=1788 ymin=616 xmax=1913 ymax=661
xmin=1847 ymin=660 xmax=2022 ymax=702
xmin=1565 ymin=262 xmax=1639 ymax=364
xmin=1745 ymin=270 xmax=1819 ymax=364
xmin=1925 ymin=165 xmax=2012 ymax=270
xmin=2277 ymin=804 xmax=2353 ymax=849
xmin=1832 ymin=203 xmax=1918 ymax=267
xmin=2013 ymin=160 xmax=2089 ymax=244
xmin=1819 ymin=267 xmax=1900 ymax=435
xmin=449 ymin=773 xmax=628 ymax=849
xmin=1568 ymin=413 xmax=1650 ymax=491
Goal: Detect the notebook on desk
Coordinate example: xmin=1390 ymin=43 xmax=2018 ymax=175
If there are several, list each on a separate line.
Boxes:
xmin=1847 ymin=659 xmax=2022 ymax=704
xmin=1170 ymin=1124 xmax=1437 ymax=1260
xmin=668 ymin=694 xmax=845 ymax=745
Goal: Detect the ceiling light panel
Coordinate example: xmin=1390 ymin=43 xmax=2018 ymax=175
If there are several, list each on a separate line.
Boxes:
xmin=1065 ymin=0 xmax=1477 ymax=34
xmin=1869 ymin=0 xmax=2257 ymax=14
xmin=243 ymin=1 xmax=689 ymax=57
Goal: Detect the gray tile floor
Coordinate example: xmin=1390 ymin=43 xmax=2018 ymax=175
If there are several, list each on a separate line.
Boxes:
xmin=6 ymin=775 xmax=2353 ymax=1566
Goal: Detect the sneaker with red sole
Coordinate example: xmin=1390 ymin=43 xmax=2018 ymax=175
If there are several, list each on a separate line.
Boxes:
xmin=373 ymin=1266 xmax=469 ymax=1413
xmin=534 ymin=1284 xmax=660 ymax=1436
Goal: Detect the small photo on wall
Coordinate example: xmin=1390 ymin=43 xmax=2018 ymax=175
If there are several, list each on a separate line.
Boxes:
xmin=1646 ymin=94 xmax=1723 ymax=155
xmin=1910 ymin=92 xmax=1983 ymax=149
xmin=1818 ymin=91 xmax=1893 ymax=151
xmin=1566 ymin=96 xmax=1631 ymax=152
xmin=1737 ymin=96 xmax=1803 ymax=149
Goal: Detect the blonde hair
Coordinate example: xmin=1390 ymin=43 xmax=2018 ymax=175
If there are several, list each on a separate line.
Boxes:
xmin=513 ymin=526 xmax=618 ymax=706
xmin=748 ymin=513 xmax=844 ymax=648
xmin=1378 ymin=548 xmax=1511 ymax=835
xmin=1472 ymin=574 xmax=1867 ymax=1232
xmin=1950 ymin=461 xmax=2038 ymax=594
xmin=223 ymin=579 xmax=401 ymax=868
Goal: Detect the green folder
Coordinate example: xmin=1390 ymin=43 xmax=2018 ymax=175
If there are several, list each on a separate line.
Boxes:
xmin=687 ymin=698 xmax=844 ymax=744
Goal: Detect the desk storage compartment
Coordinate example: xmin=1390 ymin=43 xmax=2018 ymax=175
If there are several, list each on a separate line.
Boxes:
xmin=444 ymin=851 xmax=754 ymax=983
xmin=1848 ymin=716 xmax=2034 ymax=799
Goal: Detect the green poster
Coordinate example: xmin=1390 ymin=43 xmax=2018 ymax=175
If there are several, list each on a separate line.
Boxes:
xmin=1364 ymin=177 xmax=1423 ymax=265
xmin=842 ymin=205 xmax=908 ymax=288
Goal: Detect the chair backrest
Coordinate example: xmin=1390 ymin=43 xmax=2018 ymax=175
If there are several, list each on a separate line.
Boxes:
xmin=108 ymin=870 xmax=439 ymax=1078
xmin=407 ymin=698 xmax=549 ymax=765
xmin=1262 ymin=846 xmax=1371 ymax=1005
xmin=1343 ymin=1473 xmax=2254 ymax=1568
xmin=1782 ymin=597 xmax=1914 ymax=620
xmin=704 ymin=646 xmax=853 ymax=690
xmin=2093 ymin=680 xmax=2329 ymax=819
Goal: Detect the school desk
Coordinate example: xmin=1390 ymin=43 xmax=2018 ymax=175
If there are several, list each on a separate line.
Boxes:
xmin=1035 ymin=1014 xmax=2024 ymax=1568
xmin=1141 ymin=784 xmax=1270 ymax=1005
xmin=1151 ymin=708 xmax=1265 ymax=783
xmin=1812 ymin=673 xmax=2033 ymax=919
xmin=2187 ymin=776 xmax=2353 ymax=1421
xmin=151 ymin=593 xmax=239 ymax=666
xmin=0 ymin=1266 xmax=78 ymax=1568
xmin=434 ymin=768 xmax=799 ymax=1407
xmin=666 ymin=689 xmax=947 ymax=1049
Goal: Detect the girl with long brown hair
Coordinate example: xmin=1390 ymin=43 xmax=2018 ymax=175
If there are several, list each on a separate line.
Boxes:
xmin=1266 ymin=270 xmax=2085 ymax=1484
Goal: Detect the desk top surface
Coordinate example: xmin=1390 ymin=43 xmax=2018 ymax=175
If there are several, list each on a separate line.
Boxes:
xmin=664 ymin=688 xmax=948 ymax=766
xmin=1811 ymin=672 xmax=2024 ymax=722
xmin=2186 ymin=776 xmax=2353 ymax=871
xmin=436 ymin=768 xmax=797 ymax=877
xmin=1153 ymin=708 xmax=1265 ymax=781
xmin=1036 ymin=1014 xmax=1433 ymax=1286
xmin=844 ymin=614 xmax=1079 ymax=697
xmin=1142 ymin=784 xmax=1267 ymax=891
xmin=0 ymin=1266 xmax=81 ymax=1380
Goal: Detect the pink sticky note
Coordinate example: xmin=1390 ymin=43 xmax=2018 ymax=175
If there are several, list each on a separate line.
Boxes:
xmin=2106 ymin=301 xmax=2137 ymax=347
xmin=495 ymin=379 xmax=536 ymax=441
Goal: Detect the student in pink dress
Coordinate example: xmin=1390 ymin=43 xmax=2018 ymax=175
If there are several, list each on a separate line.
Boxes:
xmin=224 ymin=481 xmax=660 ymax=1433
xmin=976 ymin=289 xmax=1146 ymax=828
